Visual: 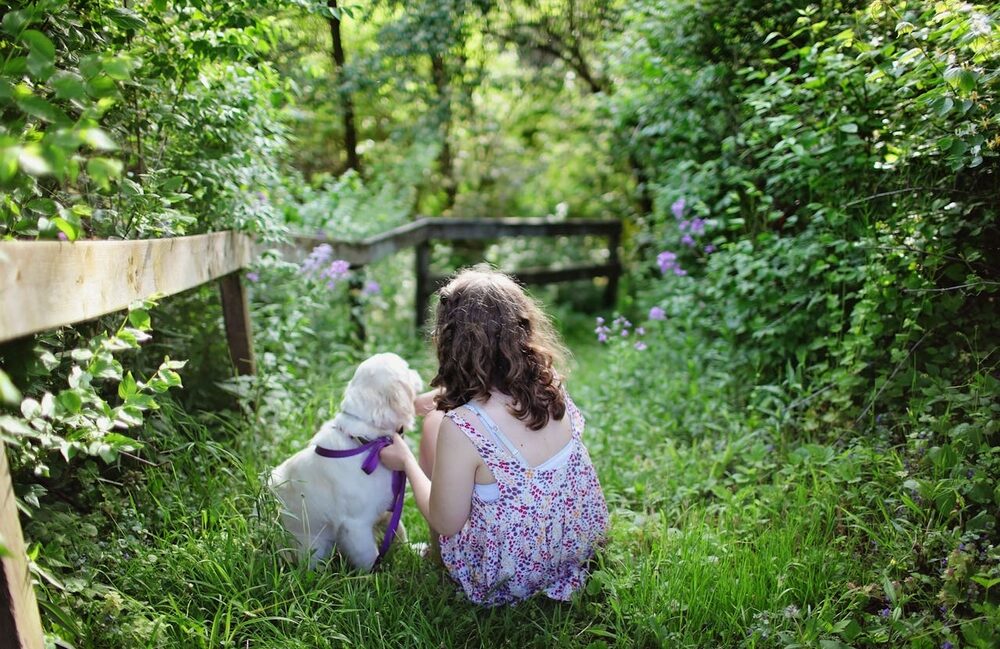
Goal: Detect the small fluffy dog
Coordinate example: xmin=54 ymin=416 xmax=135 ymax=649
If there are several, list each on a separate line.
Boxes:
xmin=269 ymin=353 xmax=422 ymax=570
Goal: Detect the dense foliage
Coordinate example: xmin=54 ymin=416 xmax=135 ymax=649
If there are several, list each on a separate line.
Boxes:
xmin=0 ymin=0 xmax=997 ymax=647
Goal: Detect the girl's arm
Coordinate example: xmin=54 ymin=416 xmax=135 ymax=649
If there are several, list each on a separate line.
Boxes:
xmin=380 ymin=417 xmax=477 ymax=536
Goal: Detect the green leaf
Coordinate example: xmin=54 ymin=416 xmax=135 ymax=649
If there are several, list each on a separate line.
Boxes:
xmin=106 ymin=8 xmax=147 ymax=30
xmin=0 ymin=147 xmax=19 ymax=181
xmin=102 ymin=58 xmax=131 ymax=81
xmin=56 ymin=389 xmax=83 ymax=414
xmin=86 ymin=157 xmax=123 ymax=190
xmin=944 ymin=67 xmax=977 ymax=92
xmin=118 ymin=371 xmax=138 ymax=399
xmin=51 ymin=71 xmax=87 ymax=100
xmin=927 ymin=444 xmax=958 ymax=471
xmin=971 ymin=575 xmax=1000 ymax=590
xmin=819 ymin=640 xmax=853 ymax=649
xmin=51 ymin=216 xmax=80 ymax=241
xmin=127 ymin=309 xmax=150 ymax=330
xmin=22 ymin=30 xmax=56 ymax=81
xmin=18 ymin=146 xmax=51 ymax=176
xmin=16 ymin=95 xmax=70 ymax=124
xmin=0 ymin=369 xmax=21 ymax=406
xmin=2 ymin=10 xmax=34 ymax=37
xmin=839 ymin=123 xmax=858 ymax=133
xmin=21 ymin=30 xmax=55 ymax=59
xmin=80 ymin=128 xmax=117 ymax=151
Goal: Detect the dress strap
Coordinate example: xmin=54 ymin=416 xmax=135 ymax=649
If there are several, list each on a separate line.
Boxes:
xmin=563 ymin=389 xmax=585 ymax=440
xmin=443 ymin=409 xmax=503 ymax=466
xmin=462 ymin=402 xmax=527 ymax=465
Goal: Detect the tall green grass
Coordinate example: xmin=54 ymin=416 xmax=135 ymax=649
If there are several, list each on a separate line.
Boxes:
xmin=30 ymin=319 xmax=983 ymax=648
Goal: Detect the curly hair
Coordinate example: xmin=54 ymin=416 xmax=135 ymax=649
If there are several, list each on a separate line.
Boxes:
xmin=430 ymin=266 xmax=569 ymax=430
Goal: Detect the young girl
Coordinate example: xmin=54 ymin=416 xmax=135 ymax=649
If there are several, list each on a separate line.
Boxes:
xmin=378 ymin=267 xmax=609 ymax=605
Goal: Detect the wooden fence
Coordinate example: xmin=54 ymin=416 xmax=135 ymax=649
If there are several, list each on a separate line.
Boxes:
xmin=0 ymin=216 xmax=620 ymax=647
xmin=293 ymin=217 xmax=622 ymax=328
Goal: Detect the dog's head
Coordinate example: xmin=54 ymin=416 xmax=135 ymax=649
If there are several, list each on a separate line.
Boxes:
xmin=338 ymin=353 xmax=423 ymax=440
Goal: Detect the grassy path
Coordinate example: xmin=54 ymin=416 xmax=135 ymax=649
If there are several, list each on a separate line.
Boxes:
xmin=32 ymin=329 xmax=959 ymax=648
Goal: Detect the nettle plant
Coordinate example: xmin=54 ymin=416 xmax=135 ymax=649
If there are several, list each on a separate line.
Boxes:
xmin=0 ymin=299 xmax=184 ymax=479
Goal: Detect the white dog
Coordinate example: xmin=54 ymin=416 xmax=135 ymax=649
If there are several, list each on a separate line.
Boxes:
xmin=269 ymin=353 xmax=422 ymax=570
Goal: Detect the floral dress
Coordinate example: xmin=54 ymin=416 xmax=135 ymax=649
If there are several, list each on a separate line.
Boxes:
xmin=439 ymin=392 xmax=609 ymax=606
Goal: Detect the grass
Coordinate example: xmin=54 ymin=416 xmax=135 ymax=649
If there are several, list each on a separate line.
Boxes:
xmin=27 ymin=314 xmax=994 ymax=649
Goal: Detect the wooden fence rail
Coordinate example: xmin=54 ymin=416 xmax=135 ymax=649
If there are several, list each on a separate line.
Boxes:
xmin=292 ymin=216 xmax=623 ymax=328
xmin=0 ymin=231 xmax=257 ymax=649
xmin=0 ymin=216 xmax=621 ymax=647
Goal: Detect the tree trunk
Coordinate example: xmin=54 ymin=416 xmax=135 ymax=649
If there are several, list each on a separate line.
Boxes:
xmin=431 ymin=52 xmax=456 ymax=211
xmin=328 ymin=0 xmax=361 ymax=174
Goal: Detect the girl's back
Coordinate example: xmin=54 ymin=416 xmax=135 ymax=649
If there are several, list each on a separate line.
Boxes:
xmin=438 ymin=390 xmax=609 ymax=606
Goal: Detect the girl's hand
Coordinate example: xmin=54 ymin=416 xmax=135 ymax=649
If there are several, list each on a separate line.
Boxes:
xmin=379 ymin=432 xmax=413 ymax=471
xmin=414 ymin=389 xmax=440 ymax=417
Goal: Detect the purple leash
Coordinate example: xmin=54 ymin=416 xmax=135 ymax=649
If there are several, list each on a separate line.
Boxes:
xmin=314 ymin=436 xmax=406 ymax=565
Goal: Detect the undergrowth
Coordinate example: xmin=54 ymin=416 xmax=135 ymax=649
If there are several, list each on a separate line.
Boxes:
xmin=23 ymin=304 xmax=999 ymax=648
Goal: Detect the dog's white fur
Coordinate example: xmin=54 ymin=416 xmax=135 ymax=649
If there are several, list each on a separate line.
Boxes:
xmin=269 ymin=353 xmax=422 ymax=570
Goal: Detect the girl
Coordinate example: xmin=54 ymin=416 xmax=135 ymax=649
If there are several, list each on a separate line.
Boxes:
xmin=379 ymin=267 xmax=609 ymax=605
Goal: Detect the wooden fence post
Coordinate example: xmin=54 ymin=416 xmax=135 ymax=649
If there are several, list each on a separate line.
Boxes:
xmin=415 ymin=241 xmax=431 ymax=331
xmin=0 ymin=443 xmax=45 ymax=649
xmin=604 ymin=224 xmax=621 ymax=308
xmin=219 ymin=273 xmax=256 ymax=375
xmin=347 ymin=271 xmax=367 ymax=345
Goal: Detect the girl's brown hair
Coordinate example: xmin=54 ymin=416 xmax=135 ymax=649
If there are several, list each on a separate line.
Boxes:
xmin=430 ymin=266 xmax=569 ymax=430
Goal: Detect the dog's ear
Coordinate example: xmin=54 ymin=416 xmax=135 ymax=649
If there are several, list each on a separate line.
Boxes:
xmin=383 ymin=373 xmax=418 ymax=428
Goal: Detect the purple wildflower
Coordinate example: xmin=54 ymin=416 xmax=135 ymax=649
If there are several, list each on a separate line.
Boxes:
xmin=621 ymin=329 xmax=629 ymax=337
xmin=671 ymin=198 xmax=686 ymax=220
xmin=302 ymin=244 xmax=333 ymax=274
xmin=362 ymin=280 xmax=381 ymax=296
xmin=634 ymin=341 xmax=647 ymax=351
xmin=879 ymin=607 xmax=891 ymax=619
xmin=679 ymin=220 xmax=691 ymax=232
xmin=323 ymin=259 xmax=351 ymax=288
xmin=649 ymin=306 xmax=666 ymax=320
xmin=704 ymin=244 xmax=716 ymax=253
xmin=246 ymin=272 xmax=259 ymax=283
xmin=681 ymin=234 xmax=696 ymax=247
xmin=674 ymin=266 xmax=688 ymax=277
xmin=57 ymin=232 xmax=68 ymax=241
xmin=657 ymin=251 xmax=678 ymax=274
xmin=596 ymin=316 xmax=605 ymax=325
xmin=942 ymin=642 xmax=953 ymax=649
xmin=597 ymin=332 xmax=608 ymax=343
xmin=689 ymin=218 xmax=706 ymax=235
xmin=636 ymin=327 xmax=645 ymax=336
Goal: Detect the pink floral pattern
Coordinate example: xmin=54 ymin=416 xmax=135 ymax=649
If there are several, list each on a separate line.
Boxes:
xmin=439 ymin=393 xmax=609 ymax=606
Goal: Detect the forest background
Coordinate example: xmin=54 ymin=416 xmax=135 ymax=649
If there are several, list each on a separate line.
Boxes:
xmin=0 ymin=0 xmax=998 ymax=647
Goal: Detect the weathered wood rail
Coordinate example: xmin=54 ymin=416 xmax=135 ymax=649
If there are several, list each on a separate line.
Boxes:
xmin=0 ymin=216 xmax=621 ymax=646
